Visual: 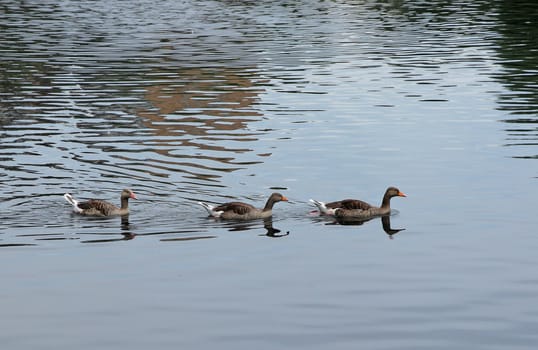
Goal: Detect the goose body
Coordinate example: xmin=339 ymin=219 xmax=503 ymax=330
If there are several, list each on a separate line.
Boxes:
xmin=199 ymin=193 xmax=288 ymax=220
xmin=310 ymin=187 xmax=406 ymax=219
xmin=64 ymin=188 xmax=137 ymax=216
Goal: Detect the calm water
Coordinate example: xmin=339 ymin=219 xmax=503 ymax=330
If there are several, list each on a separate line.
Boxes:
xmin=1 ymin=0 xmax=537 ymax=349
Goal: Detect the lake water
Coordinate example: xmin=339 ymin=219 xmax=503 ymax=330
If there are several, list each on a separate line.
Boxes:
xmin=1 ymin=0 xmax=537 ymax=349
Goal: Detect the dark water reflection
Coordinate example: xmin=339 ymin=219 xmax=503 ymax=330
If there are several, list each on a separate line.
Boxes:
xmin=1 ymin=1 xmax=538 ymax=349
xmin=313 ymin=212 xmax=405 ymax=238
xmin=494 ymin=1 xmax=538 ymax=159
xmin=337 ymin=215 xmax=406 ymax=238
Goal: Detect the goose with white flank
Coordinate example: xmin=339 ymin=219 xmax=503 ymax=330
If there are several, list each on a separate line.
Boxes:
xmin=199 ymin=192 xmax=288 ymax=220
xmin=310 ymin=186 xmax=406 ymax=220
xmin=64 ymin=188 xmax=137 ymax=216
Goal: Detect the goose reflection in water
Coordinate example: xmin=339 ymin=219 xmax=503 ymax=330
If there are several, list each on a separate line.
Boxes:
xmin=207 ymin=216 xmax=289 ymax=238
xmin=261 ymin=217 xmax=289 ymax=238
xmin=80 ymin=231 xmax=136 ymax=244
xmin=79 ymin=215 xmax=218 ymax=243
xmin=335 ymin=215 xmax=405 ymax=239
xmin=80 ymin=215 xmax=136 ymax=244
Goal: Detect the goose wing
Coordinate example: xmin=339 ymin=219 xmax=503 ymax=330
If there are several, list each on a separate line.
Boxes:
xmin=327 ymin=199 xmax=373 ymax=210
xmin=215 ymin=202 xmax=256 ymax=215
xmin=78 ymin=199 xmax=118 ymax=215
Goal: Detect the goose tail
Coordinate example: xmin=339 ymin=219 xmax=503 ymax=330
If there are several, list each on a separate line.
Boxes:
xmin=309 ymin=199 xmax=335 ymax=215
xmin=64 ymin=193 xmax=83 ymax=213
xmin=198 ymin=201 xmax=221 ymax=218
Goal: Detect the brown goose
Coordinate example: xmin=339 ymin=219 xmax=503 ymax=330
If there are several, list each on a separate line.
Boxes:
xmin=310 ymin=186 xmax=406 ymax=219
xmin=63 ymin=188 xmax=137 ymax=216
xmin=198 ymin=193 xmax=288 ymax=220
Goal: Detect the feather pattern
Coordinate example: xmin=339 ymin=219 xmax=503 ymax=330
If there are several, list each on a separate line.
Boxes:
xmin=326 ymin=199 xmax=372 ymax=211
xmin=214 ymin=202 xmax=256 ymax=216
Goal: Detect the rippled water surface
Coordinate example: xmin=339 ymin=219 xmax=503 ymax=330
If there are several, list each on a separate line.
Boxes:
xmin=1 ymin=0 xmax=537 ymax=349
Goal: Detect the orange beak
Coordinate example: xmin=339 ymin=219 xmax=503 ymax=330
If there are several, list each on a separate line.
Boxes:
xmin=131 ymin=193 xmax=138 ymax=200
xmin=398 ymin=191 xmax=406 ymax=197
xmin=281 ymin=196 xmax=289 ymax=201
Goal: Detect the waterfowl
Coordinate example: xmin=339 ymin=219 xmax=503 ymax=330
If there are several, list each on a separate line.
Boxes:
xmin=310 ymin=186 xmax=406 ymax=219
xmin=198 ymin=192 xmax=288 ymax=220
xmin=63 ymin=188 xmax=137 ymax=216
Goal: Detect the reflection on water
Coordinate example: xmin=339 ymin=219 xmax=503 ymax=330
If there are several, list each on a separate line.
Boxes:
xmin=1 ymin=0 xmax=534 ymax=240
xmin=136 ymin=67 xmax=268 ymax=182
xmin=494 ymin=1 xmax=538 ymax=160
xmin=1 ymin=0 xmax=536 ymax=205
xmin=380 ymin=215 xmax=406 ymax=237
xmin=316 ymin=213 xmax=405 ymax=239
xmin=80 ymin=232 xmax=136 ymax=244
xmin=336 ymin=215 xmax=406 ymax=239
xmin=0 ymin=1 xmax=280 ymax=206
xmin=200 ymin=214 xmax=288 ymax=237
xmin=262 ymin=217 xmax=290 ymax=238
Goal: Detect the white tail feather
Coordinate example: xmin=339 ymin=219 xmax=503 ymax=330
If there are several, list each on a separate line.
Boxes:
xmin=64 ymin=193 xmax=83 ymax=213
xmin=198 ymin=202 xmax=222 ymax=218
xmin=309 ymin=199 xmax=335 ymax=215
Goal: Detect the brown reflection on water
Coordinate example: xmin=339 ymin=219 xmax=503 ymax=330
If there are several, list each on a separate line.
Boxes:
xmin=138 ymin=67 xmax=265 ymax=141
xmin=133 ymin=67 xmax=271 ymax=181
